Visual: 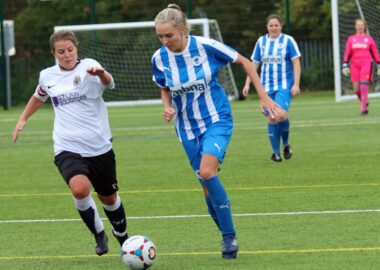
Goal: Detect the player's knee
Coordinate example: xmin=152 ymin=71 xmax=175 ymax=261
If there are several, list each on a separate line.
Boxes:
xmin=199 ymin=169 xmax=215 ymax=181
xmin=69 ymin=176 xmax=91 ymax=199
xmin=71 ymin=188 xmax=90 ymax=199
xmin=277 ymin=111 xmax=288 ymax=122
xmin=98 ymin=192 xmax=117 ymax=205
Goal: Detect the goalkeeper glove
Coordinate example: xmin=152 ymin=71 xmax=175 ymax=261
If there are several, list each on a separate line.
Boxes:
xmin=342 ymin=63 xmax=350 ymax=77
xmin=377 ymin=63 xmax=380 ymax=76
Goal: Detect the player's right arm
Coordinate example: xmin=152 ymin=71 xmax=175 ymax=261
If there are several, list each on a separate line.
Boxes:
xmin=342 ymin=37 xmax=352 ymax=76
xmin=242 ymin=39 xmax=261 ymax=96
xmin=161 ymin=87 xmax=175 ymax=122
xmin=13 ymin=95 xmax=45 ymax=143
xmin=242 ymin=61 xmax=260 ymax=96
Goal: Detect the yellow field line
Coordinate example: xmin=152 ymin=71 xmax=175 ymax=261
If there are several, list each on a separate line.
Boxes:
xmin=1 ymin=182 xmax=380 ymax=198
xmin=1 ymin=247 xmax=380 ymax=260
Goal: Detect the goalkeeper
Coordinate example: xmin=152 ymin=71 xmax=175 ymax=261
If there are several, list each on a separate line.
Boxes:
xmin=342 ymin=18 xmax=380 ymax=115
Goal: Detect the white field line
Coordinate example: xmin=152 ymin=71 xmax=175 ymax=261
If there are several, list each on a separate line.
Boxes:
xmin=0 ymin=98 xmax=375 ymax=121
xmin=1 ymin=118 xmax=380 ymax=137
xmin=1 ymin=209 xmax=380 ymax=224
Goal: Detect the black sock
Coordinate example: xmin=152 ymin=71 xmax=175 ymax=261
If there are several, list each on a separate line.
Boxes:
xmin=103 ymin=202 xmax=127 ymax=235
xmin=78 ymin=207 xmax=98 ymax=234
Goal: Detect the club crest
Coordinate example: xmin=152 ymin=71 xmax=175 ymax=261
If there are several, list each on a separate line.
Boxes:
xmin=73 ymin=75 xmax=81 ymax=87
xmin=192 ymin=56 xmax=203 ymax=66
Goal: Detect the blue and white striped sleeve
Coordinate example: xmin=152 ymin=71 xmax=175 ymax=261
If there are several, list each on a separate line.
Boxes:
xmin=288 ymin=36 xmax=301 ymax=59
xmin=251 ymin=37 xmax=262 ymax=63
xmin=200 ymin=37 xmax=238 ymax=64
xmin=151 ymin=52 xmax=166 ymax=88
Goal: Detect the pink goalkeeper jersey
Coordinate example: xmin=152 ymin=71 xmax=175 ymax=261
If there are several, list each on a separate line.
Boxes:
xmin=343 ymin=34 xmax=380 ymax=64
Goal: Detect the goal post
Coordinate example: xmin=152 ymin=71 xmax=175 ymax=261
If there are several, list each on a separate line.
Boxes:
xmin=54 ymin=19 xmax=239 ymax=107
xmin=332 ymin=0 xmax=380 ymax=102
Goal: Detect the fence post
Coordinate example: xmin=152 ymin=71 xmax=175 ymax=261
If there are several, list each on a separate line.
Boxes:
xmin=0 ymin=0 xmax=8 ymax=110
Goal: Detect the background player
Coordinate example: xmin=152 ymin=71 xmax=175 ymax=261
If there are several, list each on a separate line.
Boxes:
xmin=242 ymin=14 xmax=301 ymax=162
xmin=12 ymin=30 xmax=128 ymax=256
xmin=152 ymin=4 xmax=280 ymax=259
xmin=342 ymin=18 xmax=380 ymax=115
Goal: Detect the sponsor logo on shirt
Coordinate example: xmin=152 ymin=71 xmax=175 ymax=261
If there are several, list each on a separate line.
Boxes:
xmin=51 ymin=91 xmax=87 ymax=107
xmin=170 ymin=79 xmax=209 ymax=98
xmin=262 ymin=55 xmax=282 ymax=64
xmin=352 ymin=43 xmax=368 ymax=49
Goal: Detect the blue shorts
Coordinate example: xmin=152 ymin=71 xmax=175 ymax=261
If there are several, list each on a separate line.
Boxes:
xmin=264 ymin=89 xmax=292 ymax=115
xmin=181 ymin=121 xmax=233 ymax=173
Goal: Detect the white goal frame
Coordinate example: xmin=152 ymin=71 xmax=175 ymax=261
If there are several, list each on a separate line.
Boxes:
xmin=332 ymin=0 xmax=380 ymax=102
xmin=54 ymin=19 xmax=239 ymax=107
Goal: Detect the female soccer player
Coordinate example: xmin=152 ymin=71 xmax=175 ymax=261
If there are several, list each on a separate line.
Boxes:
xmin=342 ymin=18 xmax=380 ymax=115
xmin=152 ymin=4 xmax=280 ymax=259
xmin=242 ymin=14 xmax=301 ymax=162
xmin=13 ymin=30 xmax=128 ymax=256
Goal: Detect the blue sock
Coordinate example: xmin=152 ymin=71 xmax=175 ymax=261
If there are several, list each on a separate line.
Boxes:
xmin=268 ymin=123 xmax=280 ymax=154
xmin=277 ymin=118 xmax=290 ymax=146
xmin=202 ymin=176 xmax=235 ymax=235
xmin=204 ymin=195 xmax=220 ymax=230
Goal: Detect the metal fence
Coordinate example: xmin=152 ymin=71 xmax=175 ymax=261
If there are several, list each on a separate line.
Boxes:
xmin=298 ymin=40 xmax=334 ymax=91
xmin=9 ymin=39 xmax=335 ymax=106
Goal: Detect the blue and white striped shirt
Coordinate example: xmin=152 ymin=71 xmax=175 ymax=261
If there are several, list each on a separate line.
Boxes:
xmin=251 ymin=33 xmax=301 ymax=93
xmin=152 ymin=35 xmax=238 ymax=142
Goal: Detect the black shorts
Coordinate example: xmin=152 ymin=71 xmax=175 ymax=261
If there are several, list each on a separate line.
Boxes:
xmin=54 ymin=149 xmax=119 ymax=196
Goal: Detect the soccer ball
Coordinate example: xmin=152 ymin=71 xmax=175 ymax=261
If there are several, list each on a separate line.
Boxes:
xmin=121 ymin=235 xmax=156 ymax=270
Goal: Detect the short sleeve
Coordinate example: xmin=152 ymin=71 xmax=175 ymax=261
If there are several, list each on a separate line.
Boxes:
xmin=288 ymin=36 xmax=301 ymax=59
xmin=202 ymin=38 xmax=238 ymax=64
xmin=33 ymin=84 xmax=49 ymax=102
xmin=152 ymin=55 xmax=166 ymax=88
xmin=251 ymin=39 xmax=262 ymax=63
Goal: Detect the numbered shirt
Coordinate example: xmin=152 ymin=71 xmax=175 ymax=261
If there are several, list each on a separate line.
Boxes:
xmin=251 ymin=33 xmax=301 ymax=93
xmin=152 ymin=35 xmax=237 ymax=142
xmin=343 ymin=34 xmax=380 ymax=64
xmin=34 ymin=58 xmax=115 ymax=157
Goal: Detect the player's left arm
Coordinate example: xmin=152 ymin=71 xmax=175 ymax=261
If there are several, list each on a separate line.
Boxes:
xmin=86 ymin=67 xmax=113 ymax=86
xmin=369 ymin=37 xmax=380 ymax=75
xmin=291 ymin=57 xmax=301 ymax=97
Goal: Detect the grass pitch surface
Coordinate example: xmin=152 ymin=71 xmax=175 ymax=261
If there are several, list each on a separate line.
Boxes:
xmin=1 ymin=92 xmax=380 ymax=269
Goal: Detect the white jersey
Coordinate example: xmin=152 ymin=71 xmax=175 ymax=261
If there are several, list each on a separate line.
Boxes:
xmin=34 ymin=58 xmax=115 ymax=157
xmin=251 ymin=33 xmax=301 ymax=93
xmin=152 ymin=35 xmax=237 ymax=142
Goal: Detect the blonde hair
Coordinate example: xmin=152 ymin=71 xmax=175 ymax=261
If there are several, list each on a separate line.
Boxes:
xmin=49 ymin=30 xmax=79 ymax=51
xmin=155 ymin=4 xmax=191 ymax=33
xmin=355 ymin=18 xmax=367 ymax=33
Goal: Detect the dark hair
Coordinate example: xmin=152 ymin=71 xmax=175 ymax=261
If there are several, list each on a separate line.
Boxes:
xmin=266 ymin=14 xmax=283 ymax=25
xmin=49 ymin=30 xmax=79 ymax=51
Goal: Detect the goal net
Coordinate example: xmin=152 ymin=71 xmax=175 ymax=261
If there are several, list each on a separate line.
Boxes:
xmin=54 ymin=19 xmax=239 ymax=107
xmin=332 ymin=0 xmax=380 ymax=102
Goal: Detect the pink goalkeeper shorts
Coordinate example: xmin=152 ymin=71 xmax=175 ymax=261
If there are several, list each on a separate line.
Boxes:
xmin=350 ymin=61 xmax=373 ymax=82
